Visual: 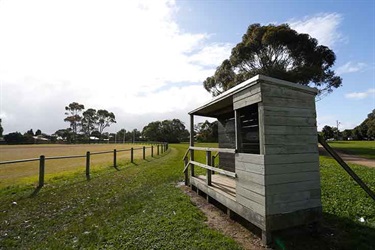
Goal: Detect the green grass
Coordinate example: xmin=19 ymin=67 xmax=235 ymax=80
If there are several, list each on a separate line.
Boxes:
xmin=328 ymin=140 xmax=375 ymax=159
xmin=1 ymin=144 xmax=374 ymax=249
xmin=274 ymin=156 xmax=375 ymax=250
xmin=0 ymin=144 xmax=241 ymax=249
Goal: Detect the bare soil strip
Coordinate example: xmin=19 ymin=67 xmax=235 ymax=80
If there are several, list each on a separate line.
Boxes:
xmin=318 ymin=146 xmax=374 ymax=168
xmin=179 ymin=184 xmax=264 ymax=250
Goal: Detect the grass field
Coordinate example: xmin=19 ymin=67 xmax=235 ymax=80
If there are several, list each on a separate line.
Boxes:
xmin=0 ymin=143 xmax=153 ymax=188
xmin=0 ymin=143 xmax=374 ymax=249
xmin=328 ymin=140 xmax=375 ymax=159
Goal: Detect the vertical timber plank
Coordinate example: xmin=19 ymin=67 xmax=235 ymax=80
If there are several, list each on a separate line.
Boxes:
xmin=131 ymin=148 xmax=134 ymax=163
xmin=86 ymin=151 xmax=90 ymax=179
xmin=190 ymin=114 xmax=195 ymax=177
xmin=206 ymin=151 xmax=212 ymax=186
xmin=38 ymin=155 xmax=45 ymax=188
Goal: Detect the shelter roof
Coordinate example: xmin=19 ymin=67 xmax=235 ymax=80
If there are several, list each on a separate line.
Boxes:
xmin=189 ymin=74 xmax=318 ymax=118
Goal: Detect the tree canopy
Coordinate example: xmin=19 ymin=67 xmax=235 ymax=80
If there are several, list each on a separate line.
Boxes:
xmin=0 ymin=119 xmax=3 ymax=137
xmin=81 ymin=108 xmax=98 ymax=137
xmin=142 ymin=119 xmax=189 ymax=143
xmin=63 ymin=102 xmax=116 ymax=142
xmin=195 ymin=120 xmax=218 ymax=143
xmin=352 ymin=109 xmax=375 ymax=140
xmin=204 ymin=23 xmax=342 ymax=96
xmin=64 ymin=102 xmax=85 ymax=141
xmin=97 ymin=109 xmax=116 ymax=135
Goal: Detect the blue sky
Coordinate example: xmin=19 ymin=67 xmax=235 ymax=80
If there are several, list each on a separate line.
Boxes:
xmin=176 ymin=0 xmax=375 ymax=130
xmin=0 ymin=0 xmax=374 ymax=134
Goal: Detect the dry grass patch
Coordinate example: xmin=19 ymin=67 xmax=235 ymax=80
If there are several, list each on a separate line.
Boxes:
xmin=0 ymin=144 xmax=152 ymax=187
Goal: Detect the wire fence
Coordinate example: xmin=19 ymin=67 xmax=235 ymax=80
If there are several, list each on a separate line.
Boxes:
xmin=0 ymin=143 xmax=169 ymax=188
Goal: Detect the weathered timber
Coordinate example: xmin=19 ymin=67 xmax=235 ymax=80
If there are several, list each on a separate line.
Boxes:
xmin=263 ymin=144 xmax=318 ymax=155
xmin=233 ymin=92 xmax=262 ymax=110
xmin=187 ymin=75 xmax=322 ymax=243
xmin=265 ymin=171 xmax=320 ymax=185
xmin=263 ymin=106 xmax=316 ymax=118
xmin=189 ymin=146 xmax=236 ymax=153
xmin=189 ymin=161 xmax=236 ymax=178
xmin=266 ymin=180 xmax=321 ymax=195
xmin=233 ymin=84 xmax=261 ymax=103
xmin=263 ymin=116 xmax=316 ymax=127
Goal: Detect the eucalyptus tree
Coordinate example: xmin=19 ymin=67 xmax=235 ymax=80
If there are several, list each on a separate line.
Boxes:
xmin=204 ymin=23 xmax=342 ymax=96
xmin=64 ymin=102 xmax=85 ymax=142
xmin=81 ymin=108 xmax=98 ymax=138
xmin=96 ymin=109 xmax=116 ymax=136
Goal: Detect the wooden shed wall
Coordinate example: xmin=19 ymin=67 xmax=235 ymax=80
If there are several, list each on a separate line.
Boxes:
xmin=260 ymin=81 xmax=321 ymax=216
xmin=235 ymin=153 xmax=266 ymax=228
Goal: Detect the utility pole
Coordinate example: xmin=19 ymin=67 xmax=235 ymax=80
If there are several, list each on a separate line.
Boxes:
xmin=123 ymin=129 xmax=125 ymax=144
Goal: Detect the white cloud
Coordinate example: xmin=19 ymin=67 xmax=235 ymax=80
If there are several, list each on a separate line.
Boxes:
xmin=345 ymin=89 xmax=375 ymax=99
xmin=336 ymin=61 xmax=367 ymax=74
xmin=0 ymin=0 xmax=229 ymax=134
xmin=188 ymin=43 xmax=232 ymax=66
xmin=289 ymin=13 xmax=343 ymax=47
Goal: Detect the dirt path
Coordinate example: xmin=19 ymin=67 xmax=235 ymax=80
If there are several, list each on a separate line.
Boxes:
xmin=318 ymin=146 xmax=375 ymax=168
xmin=179 ymin=184 xmax=265 ymax=250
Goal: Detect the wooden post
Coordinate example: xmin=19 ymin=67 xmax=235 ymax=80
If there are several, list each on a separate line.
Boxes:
xmin=206 ymin=150 xmax=212 ymax=186
xmin=190 ymin=114 xmax=195 ymax=177
xmin=142 ymin=146 xmax=145 ymax=160
xmin=161 ymin=144 xmax=163 ymax=154
xmin=131 ymin=147 xmax=134 ymax=163
xmin=113 ymin=149 xmax=117 ymax=167
xmin=86 ymin=151 xmax=90 ymax=178
xmin=38 ymin=155 xmax=45 ymax=188
xmin=157 ymin=145 xmax=160 ymax=155
xmin=151 ymin=146 xmax=154 ymax=157
xmin=184 ymin=157 xmax=189 ymax=185
xmin=211 ymin=155 xmax=215 ymax=175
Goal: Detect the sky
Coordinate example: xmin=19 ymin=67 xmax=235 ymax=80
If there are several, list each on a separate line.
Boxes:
xmin=0 ymin=0 xmax=374 ymax=135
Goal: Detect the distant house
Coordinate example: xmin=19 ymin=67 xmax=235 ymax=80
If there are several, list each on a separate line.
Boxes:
xmin=33 ymin=135 xmax=49 ymax=141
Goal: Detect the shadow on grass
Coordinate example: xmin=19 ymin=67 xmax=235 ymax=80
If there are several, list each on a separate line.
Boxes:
xmin=29 ymin=186 xmax=42 ymax=198
xmin=272 ymin=212 xmax=375 ymax=250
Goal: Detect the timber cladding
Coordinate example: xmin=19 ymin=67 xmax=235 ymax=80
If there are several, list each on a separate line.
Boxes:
xmin=188 ymin=75 xmax=322 ymax=243
xmin=232 ymin=78 xmax=321 ymax=232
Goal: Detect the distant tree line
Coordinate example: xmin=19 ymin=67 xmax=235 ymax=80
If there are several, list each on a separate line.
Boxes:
xmin=140 ymin=119 xmax=219 ymax=143
xmin=142 ymin=119 xmax=189 ymax=143
xmin=1 ymin=106 xmax=220 ymax=145
xmin=3 ymin=128 xmax=49 ymax=144
xmin=321 ymin=109 xmax=375 ymax=140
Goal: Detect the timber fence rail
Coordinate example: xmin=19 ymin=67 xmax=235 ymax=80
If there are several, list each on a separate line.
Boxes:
xmin=0 ymin=143 xmax=168 ymax=189
xmin=183 ymin=146 xmax=236 ymax=186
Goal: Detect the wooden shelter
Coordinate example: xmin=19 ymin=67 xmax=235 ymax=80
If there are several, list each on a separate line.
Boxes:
xmin=183 ymin=75 xmax=322 ymax=244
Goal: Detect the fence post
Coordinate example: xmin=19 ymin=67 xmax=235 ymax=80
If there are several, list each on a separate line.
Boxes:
xmin=143 ymin=146 xmax=145 ymax=160
xmin=157 ymin=145 xmax=160 ymax=155
xmin=38 ymin=155 xmax=45 ymax=188
xmin=86 ymin=151 xmax=90 ymax=179
xmin=151 ymin=146 xmax=154 ymax=157
xmin=184 ymin=157 xmax=189 ymax=186
xmin=131 ymin=147 xmax=134 ymax=163
xmin=206 ymin=151 xmax=212 ymax=186
xmin=113 ymin=149 xmax=117 ymax=167
xmin=211 ymin=155 xmax=215 ymax=174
